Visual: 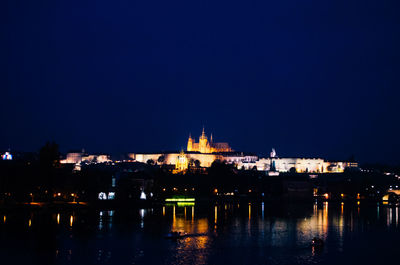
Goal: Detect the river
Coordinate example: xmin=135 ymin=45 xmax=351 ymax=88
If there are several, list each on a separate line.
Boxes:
xmin=1 ymin=201 xmax=399 ymax=264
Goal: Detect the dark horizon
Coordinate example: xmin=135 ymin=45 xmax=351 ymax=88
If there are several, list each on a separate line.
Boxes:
xmin=2 ymin=0 xmax=400 ymax=165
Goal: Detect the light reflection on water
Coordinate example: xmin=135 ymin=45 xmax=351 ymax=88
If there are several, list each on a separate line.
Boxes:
xmin=1 ymin=202 xmax=400 ymax=264
xmin=214 ymin=205 xmax=217 ymax=226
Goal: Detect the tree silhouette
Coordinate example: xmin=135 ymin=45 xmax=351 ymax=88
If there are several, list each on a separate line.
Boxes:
xmin=38 ymin=141 xmax=60 ymax=199
xmin=39 ymin=141 xmax=60 ymax=168
xmin=188 ymin=158 xmax=195 ymax=168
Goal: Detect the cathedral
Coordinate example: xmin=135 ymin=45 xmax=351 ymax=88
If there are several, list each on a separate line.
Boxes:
xmin=187 ymin=128 xmax=233 ymax=153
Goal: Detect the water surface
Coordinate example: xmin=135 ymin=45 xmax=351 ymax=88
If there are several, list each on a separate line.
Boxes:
xmin=1 ymin=202 xmax=399 ymax=264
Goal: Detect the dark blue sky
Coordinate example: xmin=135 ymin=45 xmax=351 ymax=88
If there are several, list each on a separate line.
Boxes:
xmin=1 ymin=0 xmax=400 ymax=164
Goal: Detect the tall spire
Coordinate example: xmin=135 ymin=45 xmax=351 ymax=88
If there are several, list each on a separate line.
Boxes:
xmin=201 ymin=126 xmax=206 ymax=139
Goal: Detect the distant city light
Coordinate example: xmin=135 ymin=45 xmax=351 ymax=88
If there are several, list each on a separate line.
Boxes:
xmin=108 ymin=192 xmax=115 ymax=200
xmin=140 ymin=191 xmax=146 ymax=200
xmin=98 ymin=192 xmax=115 ymax=200
xmin=98 ymin=192 xmax=107 ymax=200
xmin=2 ymin=152 xmax=12 ymax=160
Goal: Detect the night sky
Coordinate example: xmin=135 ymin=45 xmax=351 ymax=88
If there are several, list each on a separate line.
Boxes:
xmin=2 ymin=0 xmax=400 ymax=164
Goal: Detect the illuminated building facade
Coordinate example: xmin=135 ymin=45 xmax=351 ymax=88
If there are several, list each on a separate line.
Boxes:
xmin=222 ymin=153 xmax=258 ymax=164
xmin=130 ymin=152 xmax=357 ymax=173
xmin=238 ymin=157 xmax=358 ymax=173
xmin=129 ymin=152 xmax=219 ymax=168
xmin=187 ymin=128 xmax=232 ymax=153
xmin=254 ymin=158 xmax=325 ymax=172
xmin=61 ymin=150 xmax=111 ymax=171
xmin=129 ymin=135 xmax=358 ymax=174
xmin=173 ymin=151 xmax=189 ymax=173
xmin=239 ymin=146 xmax=359 ymax=173
xmin=62 ymin=152 xmax=83 ymax=164
xmin=61 ymin=151 xmax=111 ymax=164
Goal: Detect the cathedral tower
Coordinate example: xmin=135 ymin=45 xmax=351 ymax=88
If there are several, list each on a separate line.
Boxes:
xmin=199 ymin=127 xmax=210 ymax=153
xmin=187 ymin=134 xmax=193 ymax=152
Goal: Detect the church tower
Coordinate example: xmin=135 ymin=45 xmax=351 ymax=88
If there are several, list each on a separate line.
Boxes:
xmin=199 ymin=127 xmax=209 ymax=153
xmin=187 ymin=134 xmax=193 ymax=152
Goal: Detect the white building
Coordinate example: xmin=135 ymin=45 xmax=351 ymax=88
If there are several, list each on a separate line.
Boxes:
xmin=129 ymin=152 xmax=219 ymax=168
xmin=61 ymin=151 xmax=111 ymax=168
xmin=129 ymin=148 xmax=358 ymax=174
xmin=271 ymin=158 xmax=325 ymax=173
xmin=222 ymin=153 xmax=258 ymax=164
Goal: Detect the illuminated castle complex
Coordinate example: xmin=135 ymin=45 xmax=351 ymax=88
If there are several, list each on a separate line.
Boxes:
xmin=187 ymin=128 xmax=233 ymax=153
xmin=128 ymin=128 xmax=358 ymax=173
